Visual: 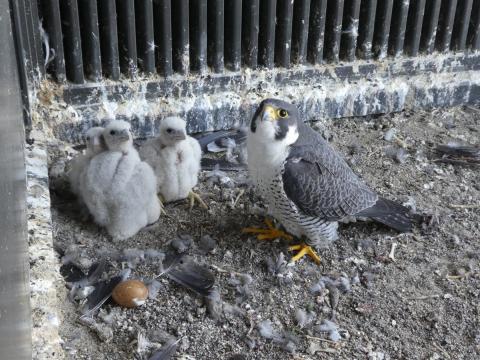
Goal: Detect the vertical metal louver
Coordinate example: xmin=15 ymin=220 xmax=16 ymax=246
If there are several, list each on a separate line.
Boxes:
xmin=420 ymin=0 xmax=442 ymax=54
xmin=35 ymin=0 xmax=480 ymax=84
xmin=258 ymin=0 xmax=277 ymax=69
xmin=242 ymin=0 xmax=259 ymax=68
xmin=171 ymin=0 xmax=190 ymax=75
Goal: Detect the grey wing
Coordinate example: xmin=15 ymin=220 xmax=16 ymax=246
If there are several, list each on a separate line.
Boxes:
xmin=282 ymin=145 xmax=378 ymax=220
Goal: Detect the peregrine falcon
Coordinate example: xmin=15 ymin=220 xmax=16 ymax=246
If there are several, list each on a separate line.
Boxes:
xmin=68 ymin=126 xmax=105 ymax=198
xmin=83 ymin=120 xmax=161 ymax=240
xmin=244 ymin=99 xmax=415 ymax=263
xmin=139 ymin=116 xmax=206 ymax=209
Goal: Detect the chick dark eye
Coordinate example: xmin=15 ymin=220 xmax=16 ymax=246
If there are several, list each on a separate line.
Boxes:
xmin=278 ymin=109 xmax=288 ymax=118
xmin=166 ymin=128 xmax=173 ymax=133
xmin=110 ymin=130 xmax=116 ymax=135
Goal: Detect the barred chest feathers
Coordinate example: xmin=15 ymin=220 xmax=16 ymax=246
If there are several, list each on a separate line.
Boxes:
xmin=247 ymin=142 xmax=304 ymax=236
xmin=247 ymin=141 xmax=339 ymax=248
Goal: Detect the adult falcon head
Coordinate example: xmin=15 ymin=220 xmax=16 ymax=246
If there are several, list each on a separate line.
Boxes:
xmin=245 ymin=98 xmax=417 ymax=264
xmin=249 ymin=99 xmax=300 ymax=144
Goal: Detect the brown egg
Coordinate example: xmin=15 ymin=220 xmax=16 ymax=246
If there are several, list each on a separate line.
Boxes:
xmin=112 ymin=280 xmax=149 ymax=308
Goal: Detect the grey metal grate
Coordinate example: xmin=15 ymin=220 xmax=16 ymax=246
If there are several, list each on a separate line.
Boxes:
xmin=37 ymin=0 xmax=480 ymax=84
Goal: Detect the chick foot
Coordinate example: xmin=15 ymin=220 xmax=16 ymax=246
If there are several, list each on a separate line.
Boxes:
xmin=242 ymin=218 xmax=293 ymax=241
xmin=188 ymin=191 xmax=208 ymax=210
xmin=158 ymin=194 xmax=167 ymax=216
xmin=288 ymin=243 xmax=321 ymax=264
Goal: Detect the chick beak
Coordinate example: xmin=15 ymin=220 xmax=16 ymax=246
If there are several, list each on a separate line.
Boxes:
xmin=261 ymin=105 xmax=277 ymax=122
xmin=118 ymin=130 xmax=130 ymax=141
xmin=172 ymin=130 xmax=186 ymax=141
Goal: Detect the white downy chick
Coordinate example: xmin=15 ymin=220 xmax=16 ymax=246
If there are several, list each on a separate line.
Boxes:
xmin=68 ymin=126 xmax=105 ymax=197
xmin=83 ymin=120 xmax=161 ymax=240
xmin=139 ymin=116 xmax=202 ymax=203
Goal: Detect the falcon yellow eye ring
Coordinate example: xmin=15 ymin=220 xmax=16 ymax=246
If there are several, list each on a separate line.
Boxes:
xmin=278 ymin=109 xmax=288 ymax=118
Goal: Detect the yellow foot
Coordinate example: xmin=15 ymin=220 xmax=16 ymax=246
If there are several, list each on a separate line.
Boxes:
xmin=242 ymin=218 xmax=293 ymax=241
xmin=158 ymin=194 xmax=167 ymax=216
xmin=188 ymin=191 xmax=208 ymax=210
xmin=288 ymin=243 xmax=321 ymax=264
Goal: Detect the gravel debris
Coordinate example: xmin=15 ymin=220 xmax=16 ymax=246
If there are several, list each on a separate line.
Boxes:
xmin=50 ymin=107 xmax=480 ymax=359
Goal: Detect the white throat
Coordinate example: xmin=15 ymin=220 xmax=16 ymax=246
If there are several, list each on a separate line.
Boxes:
xmin=247 ymin=126 xmax=299 ymax=170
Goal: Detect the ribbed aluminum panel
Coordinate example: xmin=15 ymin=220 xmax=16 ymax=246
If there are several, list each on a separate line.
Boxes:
xmin=35 ymin=0 xmax=480 ymax=82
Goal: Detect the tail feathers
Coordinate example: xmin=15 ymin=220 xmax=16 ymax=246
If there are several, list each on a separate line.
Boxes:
xmin=371 ymin=213 xmax=413 ymax=233
xmin=357 ymin=197 xmax=419 ymax=233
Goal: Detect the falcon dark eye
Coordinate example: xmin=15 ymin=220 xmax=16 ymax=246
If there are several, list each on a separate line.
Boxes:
xmin=166 ymin=128 xmax=173 ymax=133
xmin=110 ymin=130 xmax=116 ymax=135
xmin=86 ymin=136 xmax=90 ymax=141
xmin=278 ymin=109 xmax=288 ymax=118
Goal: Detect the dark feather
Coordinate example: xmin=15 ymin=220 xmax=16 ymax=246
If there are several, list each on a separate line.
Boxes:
xmin=159 ymin=252 xmax=183 ymax=274
xmin=60 ymin=263 xmax=87 ymax=283
xmin=81 ymin=269 xmax=130 ymax=316
xmin=435 ymin=143 xmax=480 ymax=167
xmin=201 ymin=157 xmax=246 ymax=171
xmin=435 ymin=143 xmax=480 ymax=158
xmin=72 ymin=144 xmax=86 ymax=151
xmin=356 ymin=197 xmax=419 ymax=232
xmin=56 ymin=246 xmax=90 ymax=283
xmin=283 ymin=141 xmax=378 ymax=220
xmin=282 ymin=122 xmax=420 ymax=233
xmin=195 ymin=130 xmax=247 ymax=152
xmin=85 ymin=259 xmax=108 ymax=284
xmin=167 ymin=257 xmax=215 ymax=296
xmin=148 ymin=339 xmax=180 ymax=360
xmin=61 ymin=259 xmax=109 ymax=285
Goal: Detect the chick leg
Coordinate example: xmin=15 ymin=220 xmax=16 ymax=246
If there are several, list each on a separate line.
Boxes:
xmin=288 ymin=243 xmax=321 ymax=264
xmin=242 ymin=218 xmax=293 ymax=241
xmin=188 ymin=191 xmax=208 ymax=210
xmin=158 ymin=194 xmax=167 ymax=216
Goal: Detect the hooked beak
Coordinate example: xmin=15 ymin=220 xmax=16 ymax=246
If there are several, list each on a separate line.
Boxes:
xmin=261 ymin=105 xmax=277 ymax=122
xmin=118 ymin=130 xmax=130 ymax=141
xmin=172 ymin=130 xmax=186 ymax=141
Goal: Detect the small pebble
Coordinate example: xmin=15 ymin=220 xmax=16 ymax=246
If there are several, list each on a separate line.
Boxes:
xmin=453 ymin=267 xmax=466 ymax=277
xmin=384 ymin=128 xmax=396 ymax=142
xmin=171 ymin=235 xmax=193 ymax=253
xmin=451 ymin=235 xmax=461 ymax=245
xmin=198 ymin=235 xmax=217 ymax=254
xmin=258 ymin=320 xmax=276 ymax=339
xmin=385 ymin=146 xmax=408 ymax=164
xmin=308 ymin=341 xmax=323 ymax=355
